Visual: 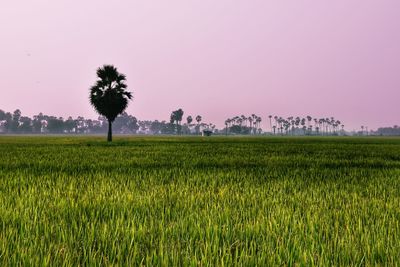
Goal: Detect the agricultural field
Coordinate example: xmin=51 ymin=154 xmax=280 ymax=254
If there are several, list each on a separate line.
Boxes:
xmin=0 ymin=136 xmax=400 ymax=266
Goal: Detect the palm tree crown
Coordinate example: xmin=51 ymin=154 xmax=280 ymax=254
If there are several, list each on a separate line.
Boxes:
xmin=90 ymin=65 xmax=132 ymax=123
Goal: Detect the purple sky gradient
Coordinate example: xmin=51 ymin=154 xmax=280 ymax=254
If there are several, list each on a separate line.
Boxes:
xmin=1 ymin=0 xmax=399 ymax=130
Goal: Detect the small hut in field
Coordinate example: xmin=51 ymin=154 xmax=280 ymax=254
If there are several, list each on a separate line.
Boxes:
xmin=202 ymin=130 xmax=213 ymax=136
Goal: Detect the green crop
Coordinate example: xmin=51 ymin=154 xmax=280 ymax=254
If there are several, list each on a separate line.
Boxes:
xmin=0 ymin=136 xmax=399 ymax=266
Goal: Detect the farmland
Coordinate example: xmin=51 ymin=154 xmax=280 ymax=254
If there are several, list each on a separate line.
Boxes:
xmin=0 ymin=136 xmax=399 ymax=266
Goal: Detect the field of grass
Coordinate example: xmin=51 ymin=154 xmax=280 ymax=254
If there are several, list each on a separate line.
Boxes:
xmin=0 ymin=136 xmax=400 ymax=266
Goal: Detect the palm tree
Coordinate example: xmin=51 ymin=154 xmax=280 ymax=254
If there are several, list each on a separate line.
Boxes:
xmin=248 ymin=116 xmax=253 ymax=133
xmin=256 ymin=116 xmax=262 ymax=134
xmin=241 ymin=115 xmax=247 ymax=127
xmin=175 ymin=109 xmax=184 ymax=134
xmin=89 ymin=65 xmax=132 ymax=142
xmin=251 ymin=114 xmax=257 ymax=134
xmin=314 ymin=118 xmax=319 ymax=135
xmin=273 ymin=116 xmax=279 ymax=135
xmin=170 ymin=109 xmax=184 ymax=134
xmin=186 ymin=115 xmax=193 ymax=125
xmin=326 ymin=118 xmax=331 ymax=134
xmin=268 ymin=115 xmax=273 ymax=133
xmin=195 ymin=115 xmax=202 ymax=134
xmin=170 ymin=113 xmax=176 ymax=125
xmin=306 ymin=116 xmax=312 ymax=135
xmin=295 ymin=117 xmax=300 ymax=131
xmin=319 ymin=118 xmax=325 ymax=135
xmin=186 ymin=115 xmax=193 ymax=134
xmin=301 ymin=118 xmax=306 ymax=135
xmin=284 ymin=120 xmax=290 ymax=135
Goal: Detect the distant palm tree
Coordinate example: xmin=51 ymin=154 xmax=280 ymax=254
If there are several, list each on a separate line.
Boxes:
xmin=268 ymin=115 xmax=273 ymax=133
xmin=295 ymin=117 xmax=300 ymax=130
xmin=326 ymin=118 xmax=331 ymax=134
xmin=89 ymin=65 xmax=132 ymax=142
xmin=301 ymin=118 xmax=306 ymax=135
xmin=279 ymin=117 xmax=284 ymax=135
xmin=248 ymin=116 xmax=253 ymax=133
xmin=241 ymin=115 xmax=247 ymax=127
xmin=290 ymin=118 xmax=296 ymax=135
xmin=225 ymin=119 xmax=229 ymax=135
xmin=186 ymin=115 xmax=193 ymax=134
xmin=196 ymin=115 xmax=202 ymax=134
xmin=226 ymin=118 xmax=232 ymax=128
xmin=273 ymin=116 xmax=278 ymax=135
xmin=306 ymin=116 xmax=312 ymax=134
xmin=256 ymin=116 xmax=262 ymax=134
xmin=238 ymin=118 xmax=243 ymax=127
xmin=196 ymin=115 xmax=202 ymax=123
xmin=233 ymin=116 xmax=239 ymax=126
xmin=284 ymin=120 xmax=290 ymax=135
xmin=186 ymin=115 xmax=193 ymax=125
xmin=319 ymin=118 xmax=325 ymax=135
xmin=314 ymin=118 xmax=319 ymax=135
xmin=170 ymin=109 xmax=184 ymax=134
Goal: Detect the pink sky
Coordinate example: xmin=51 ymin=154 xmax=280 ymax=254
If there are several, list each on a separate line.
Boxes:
xmin=0 ymin=0 xmax=399 ymax=130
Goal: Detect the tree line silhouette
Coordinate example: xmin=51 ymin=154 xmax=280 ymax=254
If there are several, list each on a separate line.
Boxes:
xmin=0 ymin=108 xmax=351 ymax=136
xmin=0 ymin=108 xmax=215 ymax=135
xmin=374 ymin=126 xmax=400 ymax=136
xmin=266 ymin=115 xmax=344 ymax=136
xmin=225 ymin=114 xmax=263 ymax=135
xmin=5 ymin=106 xmax=397 ymax=137
xmin=3 ymin=107 xmax=398 ymax=136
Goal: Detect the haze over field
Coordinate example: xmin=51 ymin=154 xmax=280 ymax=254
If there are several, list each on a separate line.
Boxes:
xmin=1 ymin=0 xmax=399 ymax=130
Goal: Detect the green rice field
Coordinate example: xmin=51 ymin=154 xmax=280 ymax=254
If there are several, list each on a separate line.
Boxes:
xmin=0 ymin=136 xmax=399 ymax=266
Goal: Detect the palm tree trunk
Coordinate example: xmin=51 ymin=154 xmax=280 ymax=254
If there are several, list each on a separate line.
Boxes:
xmin=107 ymin=120 xmax=112 ymax=142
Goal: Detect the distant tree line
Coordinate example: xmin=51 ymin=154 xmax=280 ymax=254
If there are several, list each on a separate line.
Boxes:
xmin=169 ymin=109 xmax=215 ymax=135
xmin=224 ymin=114 xmax=263 ymax=135
xmin=0 ymin=109 xmax=138 ymax=134
xmin=372 ymin=126 xmax=400 ymax=136
xmin=222 ymin=114 xmax=346 ymax=136
xmin=4 ymin=108 xmax=397 ymax=136
xmin=0 ymin=108 xmax=215 ymax=135
xmin=265 ymin=115 xmax=344 ymax=136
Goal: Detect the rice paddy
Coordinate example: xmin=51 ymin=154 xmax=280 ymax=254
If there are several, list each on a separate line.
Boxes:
xmin=0 ymin=136 xmax=399 ymax=266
